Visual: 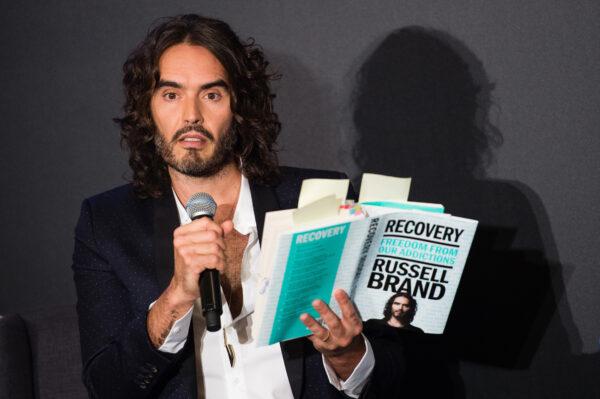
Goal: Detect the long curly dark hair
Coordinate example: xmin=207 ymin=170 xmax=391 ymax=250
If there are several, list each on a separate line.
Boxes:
xmin=383 ymin=291 xmax=417 ymax=322
xmin=114 ymin=14 xmax=281 ymax=198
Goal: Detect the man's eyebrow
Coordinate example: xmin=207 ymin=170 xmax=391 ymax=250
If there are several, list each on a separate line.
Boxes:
xmin=156 ymin=80 xmax=182 ymax=89
xmin=200 ymin=79 xmax=229 ymax=91
xmin=155 ymin=79 xmax=229 ymax=91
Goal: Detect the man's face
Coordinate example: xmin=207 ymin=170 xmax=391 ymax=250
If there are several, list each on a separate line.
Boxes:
xmin=151 ymin=43 xmax=235 ymax=177
xmin=391 ymin=296 xmax=412 ymax=321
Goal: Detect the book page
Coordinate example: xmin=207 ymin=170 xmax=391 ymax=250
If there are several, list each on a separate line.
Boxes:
xmin=361 ymin=201 xmax=445 ymax=215
xmin=253 ymin=206 xmax=364 ymax=345
xmin=257 ymin=222 xmax=351 ymax=345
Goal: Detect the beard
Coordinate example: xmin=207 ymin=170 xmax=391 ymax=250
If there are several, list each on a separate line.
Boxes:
xmin=393 ymin=310 xmax=412 ymax=324
xmin=155 ymin=123 xmax=235 ymax=178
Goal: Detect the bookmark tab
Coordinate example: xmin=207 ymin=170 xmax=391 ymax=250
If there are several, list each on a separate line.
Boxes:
xmin=358 ymin=173 xmax=411 ymax=203
xmin=298 ymin=178 xmax=349 ymax=208
xmin=293 ymin=195 xmax=340 ymax=225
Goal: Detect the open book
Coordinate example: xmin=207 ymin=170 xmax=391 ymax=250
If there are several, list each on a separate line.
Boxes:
xmin=252 ymin=174 xmax=478 ymax=346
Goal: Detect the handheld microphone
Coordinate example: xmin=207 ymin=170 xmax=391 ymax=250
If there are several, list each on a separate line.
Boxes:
xmin=185 ymin=193 xmax=222 ymax=332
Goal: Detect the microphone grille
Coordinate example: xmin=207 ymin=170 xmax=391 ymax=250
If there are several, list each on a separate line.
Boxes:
xmin=185 ymin=192 xmax=217 ymax=220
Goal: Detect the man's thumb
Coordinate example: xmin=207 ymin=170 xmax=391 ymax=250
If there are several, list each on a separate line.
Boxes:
xmin=221 ymin=220 xmax=234 ymax=235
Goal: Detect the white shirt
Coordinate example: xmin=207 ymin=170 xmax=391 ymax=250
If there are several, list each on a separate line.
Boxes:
xmin=157 ymin=175 xmax=374 ymax=398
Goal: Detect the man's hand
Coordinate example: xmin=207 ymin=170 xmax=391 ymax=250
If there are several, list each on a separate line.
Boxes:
xmin=170 ymin=217 xmax=234 ymax=303
xmin=300 ymin=289 xmax=366 ymax=380
xmin=147 ymin=217 xmax=233 ymax=349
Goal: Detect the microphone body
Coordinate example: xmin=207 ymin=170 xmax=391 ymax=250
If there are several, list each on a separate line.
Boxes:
xmin=185 ymin=193 xmax=222 ymax=332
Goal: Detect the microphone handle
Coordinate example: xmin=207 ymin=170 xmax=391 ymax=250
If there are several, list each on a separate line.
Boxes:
xmin=193 ymin=214 xmax=222 ymax=332
xmin=200 ymin=269 xmax=222 ymax=332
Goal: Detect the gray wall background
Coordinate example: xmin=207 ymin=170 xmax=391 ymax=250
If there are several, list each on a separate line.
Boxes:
xmin=1 ymin=1 xmax=598 ymax=397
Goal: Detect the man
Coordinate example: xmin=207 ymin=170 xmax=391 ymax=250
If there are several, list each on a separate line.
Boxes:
xmin=73 ymin=14 xmax=404 ymax=398
xmin=382 ymin=292 xmax=424 ymax=333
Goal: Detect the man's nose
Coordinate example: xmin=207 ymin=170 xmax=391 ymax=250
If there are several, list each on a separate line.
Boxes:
xmin=184 ymin=96 xmax=203 ymax=125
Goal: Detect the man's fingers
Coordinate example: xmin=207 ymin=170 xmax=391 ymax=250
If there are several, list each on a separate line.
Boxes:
xmin=191 ymin=244 xmax=226 ymax=258
xmin=300 ymin=312 xmax=328 ymax=339
xmin=189 ymin=253 xmax=226 ymax=272
xmin=176 ymin=239 xmax=226 ymax=258
xmin=334 ymin=289 xmax=362 ymax=328
xmin=312 ymin=299 xmax=344 ymax=336
xmin=176 ymin=243 xmax=226 ymax=272
xmin=174 ymin=231 xmax=225 ymax=250
xmin=175 ymin=217 xmax=224 ymax=236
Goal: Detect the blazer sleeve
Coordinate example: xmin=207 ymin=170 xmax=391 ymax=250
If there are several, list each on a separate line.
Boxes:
xmin=72 ymin=199 xmax=189 ymax=398
xmin=358 ymin=321 xmax=407 ymax=399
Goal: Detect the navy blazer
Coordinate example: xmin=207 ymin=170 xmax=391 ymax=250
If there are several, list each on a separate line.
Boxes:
xmin=73 ymin=166 xmax=405 ymax=398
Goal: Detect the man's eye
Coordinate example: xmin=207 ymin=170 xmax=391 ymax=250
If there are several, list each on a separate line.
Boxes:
xmin=205 ymin=92 xmax=222 ymax=101
xmin=163 ymin=92 xmax=178 ymax=100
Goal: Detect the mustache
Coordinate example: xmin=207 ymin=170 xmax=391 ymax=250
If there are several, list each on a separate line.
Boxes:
xmin=171 ymin=124 xmax=215 ymax=143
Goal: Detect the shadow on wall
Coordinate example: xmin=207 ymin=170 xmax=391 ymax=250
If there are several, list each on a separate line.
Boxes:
xmin=351 ymin=26 xmax=590 ymax=395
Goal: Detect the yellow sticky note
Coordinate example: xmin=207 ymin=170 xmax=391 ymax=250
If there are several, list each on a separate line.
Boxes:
xmin=358 ymin=173 xmax=411 ymax=203
xmin=293 ymin=195 xmax=340 ymax=225
xmin=297 ymin=179 xmax=349 ymax=208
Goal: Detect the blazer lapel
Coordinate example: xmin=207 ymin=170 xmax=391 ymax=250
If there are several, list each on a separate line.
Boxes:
xmin=249 ymin=180 xmax=281 ymax=244
xmin=153 ymin=190 xmax=180 ymax=292
xmin=280 ymin=339 xmax=306 ymax=399
xmin=152 ymin=189 xmax=200 ymax=397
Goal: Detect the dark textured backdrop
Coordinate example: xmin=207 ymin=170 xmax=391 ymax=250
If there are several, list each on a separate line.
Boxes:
xmin=1 ymin=1 xmax=598 ymax=398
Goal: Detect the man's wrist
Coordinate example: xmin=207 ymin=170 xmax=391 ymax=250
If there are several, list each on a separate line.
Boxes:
xmin=147 ymin=283 xmax=194 ymax=348
xmin=322 ymin=334 xmax=374 ymax=398
xmin=163 ymin=280 xmax=196 ymax=311
xmin=324 ymin=335 xmax=366 ymax=379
